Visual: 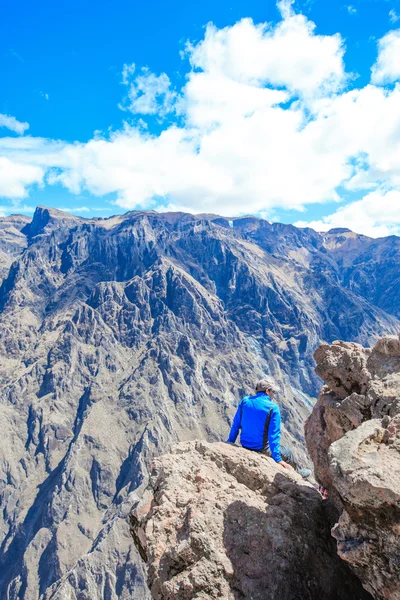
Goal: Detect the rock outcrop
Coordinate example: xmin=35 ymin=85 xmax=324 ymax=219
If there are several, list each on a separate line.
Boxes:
xmin=305 ymin=334 xmax=400 ymax=600
xmin=131 ymin=440 xmax=371 ymax=600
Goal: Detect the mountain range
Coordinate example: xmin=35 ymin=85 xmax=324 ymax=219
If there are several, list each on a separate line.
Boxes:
xmin=0 ymin=206 xmax=398 ymax=599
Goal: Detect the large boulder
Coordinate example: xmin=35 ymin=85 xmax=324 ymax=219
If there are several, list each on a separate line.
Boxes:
xmin=305 ymin=334 xmax=400 ymax=600
xmin=131 ymin=440 xmax=371 ymax=600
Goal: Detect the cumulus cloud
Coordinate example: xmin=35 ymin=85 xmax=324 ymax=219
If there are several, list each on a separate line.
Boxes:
xmin=0 ymin=113 xmax=29 ymax=135
xmin=186 ymin=16 xmax=346 ymax=101
xmin=276 ymin=0 xmax=294 ymax=20
xmin=0 ymin=1 xmax=399 ymax=237
xmin=120 ymin=63 xmax=178 ymax=116
xmin=0 ymin=157 xmax=43 ymax=198
xmin=0 ymin=8 xmax=349 ymax=214
xmin=389 ymin=9 xmax=400 ymax=24
xmin=347 ymin=6 xmax=357 ymax=15
xmin=371 ymin=30 xmax=400 ymax=84
xmin=295 ymin=190 xmax=400 ymax=237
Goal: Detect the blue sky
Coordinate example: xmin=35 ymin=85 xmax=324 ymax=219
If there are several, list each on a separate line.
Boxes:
xmin=1 ymin=0 xmax=400 ymax=236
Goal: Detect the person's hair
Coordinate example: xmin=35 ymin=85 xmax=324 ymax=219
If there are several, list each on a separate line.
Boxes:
xmin=255 ymin=376 xmax=280 ymax=394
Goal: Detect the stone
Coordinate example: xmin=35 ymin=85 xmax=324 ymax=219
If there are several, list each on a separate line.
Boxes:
xmin=373 ymin=334 xmax=400 ymax=357
xmin=131 ymin=440 xmax=371 ymax=600
xmin=306 ymin=336 xmax=400 ymax=600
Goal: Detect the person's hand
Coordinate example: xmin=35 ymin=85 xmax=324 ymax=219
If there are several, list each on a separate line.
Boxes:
xmin=279 ymin=460 xmax=295 ymax=471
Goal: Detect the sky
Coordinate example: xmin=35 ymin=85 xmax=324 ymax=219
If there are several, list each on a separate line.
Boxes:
xmin=1 ymin=0 xmax=400 ymax=237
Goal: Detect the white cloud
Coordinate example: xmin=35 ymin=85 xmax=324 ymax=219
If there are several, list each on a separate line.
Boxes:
xmin=295 ymin=190 xmax=400 ymax=237
xmin=121 ymin=62 xmax=136 ymax=85
xmin=183 ymin=65 xmax=289 ymax=128
xmin=0 ymin=203 xmax=35 ymax=215
xmin=59 ymin=206 xmax=90 ymax=213
xmin=389 ymin=9 xmax=400 ymax=24
xmin=38 ymin=110 xmax=352 ymax=214
xmin=371 ymin=29 xmax=400 ymax=84
xmin=0 ymin=157 xmax=44 ymax=198
xmin=277 ymin=0 xmax=295 ymax=20
xmin=347 ymin=5 xmax=357 ymax=15
xmin=0 ymin=2 xmax=399 ymax=238
xmin=187 ymin=16 xmax=346 ymax=100
xmin=0 ymin=9 xmax=348 ymax=214
xmin=120 ymin=63 xmax=178 ymax=116
xmin=0 ymin=113 xmax=29 ymax=135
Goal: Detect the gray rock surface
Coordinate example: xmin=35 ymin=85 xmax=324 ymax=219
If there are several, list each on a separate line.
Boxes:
xmin=305 ymin=334 xmax=400 ymax=600
xmin=0 ymin=214 xmax=30 ymax=283
xmin=131 ymin=440 xmax=371 ymax=600
xmin=321 ymin=228 xmax=400 ymax=319
xmin=0 ymin=207 xmax=398 ymax=599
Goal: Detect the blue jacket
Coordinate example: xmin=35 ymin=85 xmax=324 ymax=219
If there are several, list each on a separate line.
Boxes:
xmin=227 ymin=392 xmax=282 ymax=462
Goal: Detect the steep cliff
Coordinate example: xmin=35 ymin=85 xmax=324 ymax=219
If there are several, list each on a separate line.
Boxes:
xmin=321 ymin=229 xmax=400 ymax=318
xmin=0 ymin=214 xmax=30 ymax=283
xmin=0 ymin=207 xmax=398 ymax=599
xmin=305 ymin=334 xmax=400 ymax=600
xmin=130 ymin=440 xmax=371 ymax=600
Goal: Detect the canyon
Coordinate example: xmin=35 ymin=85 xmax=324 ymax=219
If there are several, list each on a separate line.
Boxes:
xmin=0 ymin=206 xmax=398 ymax=599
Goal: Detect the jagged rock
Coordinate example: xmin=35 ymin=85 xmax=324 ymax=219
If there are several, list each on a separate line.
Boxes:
xmin=321 ymin=229 xmax=400 ymax=319
xmin=0 ymin=214 xmax=30 ymax=283
xmin=373 ymin=334 xmax=400 ymax=357
xmin=314 ymin=341 xmax=371 ymax=399
xmin=305 ymin=335 xmax=400 ymax=600
xmin=131 ymin=440 xmax=371 ymax=600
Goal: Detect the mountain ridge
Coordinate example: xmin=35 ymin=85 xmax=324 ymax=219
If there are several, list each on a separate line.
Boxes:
xmin=3 ymin=205 xmax=398 ymax=237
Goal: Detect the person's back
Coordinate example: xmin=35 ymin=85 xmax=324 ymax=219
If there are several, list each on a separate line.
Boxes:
xmin=227 ymin=376 xmax=311 ymax=479
xmin=230 ymin=393 xmax=280 ymax=456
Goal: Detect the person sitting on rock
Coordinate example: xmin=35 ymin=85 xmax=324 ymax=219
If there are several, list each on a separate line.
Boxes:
xmin=227 ymin=376 xmax=311 ymax=479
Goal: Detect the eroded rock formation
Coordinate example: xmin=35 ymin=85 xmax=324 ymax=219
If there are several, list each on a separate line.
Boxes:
xmin=0 ymin=214 xmax=29 ymax=283
xmin=131 ymin=440 xmax=371 ymax=600
xmin=305 ymin=334 xmax=400 ymax=600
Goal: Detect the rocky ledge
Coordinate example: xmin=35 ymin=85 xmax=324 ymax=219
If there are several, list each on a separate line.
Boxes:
xmin=131 ymin=333 xmax=400 ymax=600
xmin=131 ymin=440 xmax=370 ymax=600
xmin=305 ymin=333 xmax=400 ymax=600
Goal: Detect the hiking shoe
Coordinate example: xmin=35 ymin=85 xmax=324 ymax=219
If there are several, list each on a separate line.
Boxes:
xmin=298 ymin=468 xmax=312 ymax=479
xmin=318 ymin=485 xmax=329 ymax=501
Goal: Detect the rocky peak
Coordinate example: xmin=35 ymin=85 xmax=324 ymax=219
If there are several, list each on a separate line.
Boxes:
xmin=232 ymin=215 xmax=267 ymax=232
xmin=23 ymin=205 xmax=85 ymax=239
xmin=326 ymin=228 xmax=353 ymax=234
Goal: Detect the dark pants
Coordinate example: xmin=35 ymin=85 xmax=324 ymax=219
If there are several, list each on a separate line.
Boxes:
xmin=261 ymin=445 xmax=299 ymax=472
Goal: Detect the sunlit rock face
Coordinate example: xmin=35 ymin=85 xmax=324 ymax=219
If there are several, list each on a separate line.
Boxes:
xmin=0 ymin=214 xmax=30 ymax=283
xmin=306 ymin=334 xmax=400 ymax=600
xmin=321 ymin=228 xmax=400 ymax=319
xmin=130 ymin=440 xmax=372 ymax=600
xmin=0 ymin=207 xmax=398 ymax=599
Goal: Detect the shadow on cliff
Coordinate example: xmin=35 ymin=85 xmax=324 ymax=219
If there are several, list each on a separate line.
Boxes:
xmin=0 ymin=389 xmax=93 ymax=598
xmin=222 ymin=472 xmax=372 ymax=600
